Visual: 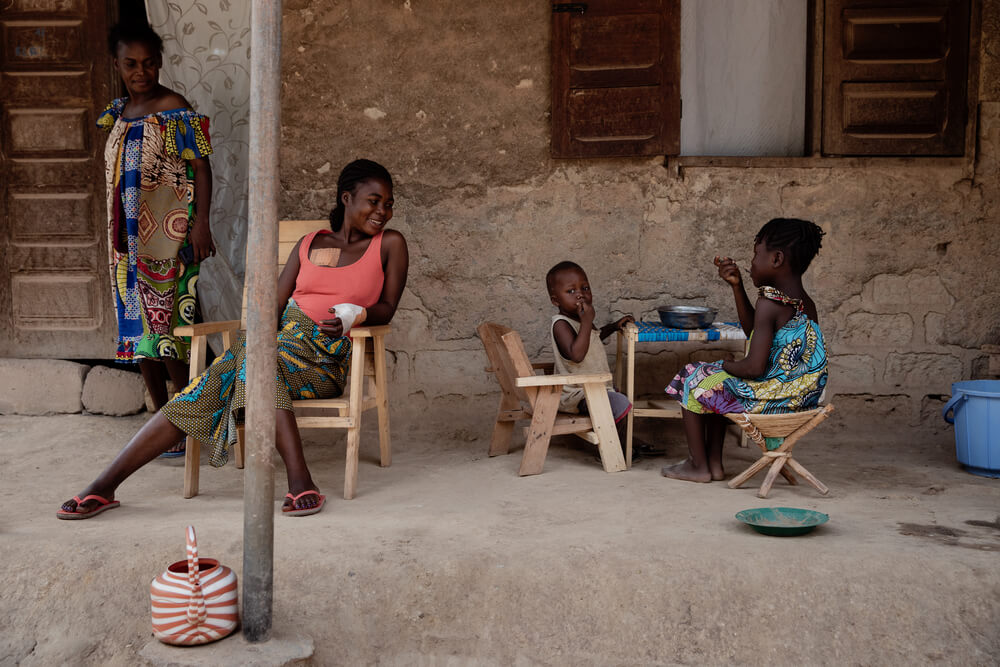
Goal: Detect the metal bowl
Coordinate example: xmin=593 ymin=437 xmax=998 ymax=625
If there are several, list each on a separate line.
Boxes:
xmin=735 ymin=507 xmax=829 ymax=537
xmin=657 ymin=305 xmax=718 ymax=329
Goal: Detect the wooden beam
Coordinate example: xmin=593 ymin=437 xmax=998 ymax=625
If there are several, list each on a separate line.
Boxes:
xmin=242 ymin=0 xmax=282 ymax=643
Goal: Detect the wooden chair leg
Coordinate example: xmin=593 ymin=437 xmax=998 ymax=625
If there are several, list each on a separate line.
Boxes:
xmin=489 ymin=391 xmax=522 ymax=456
xmin=582 ymin=382 xmax=626 ymax=473
xmin=489 ymin=418 xmax=516 ymax=456
xmin=624 ymin=330 xmax=635 ymax=468
xmin=518 ymin=386 xmax=561 ymax=476
xmin=235 ymin=425 xmax=245 ymax=469
xmin=780 ymin=466 xmax=798 ymax=485
xmin=613 ymin=331 xmax=624 ymax=392
xmin=727 ymin=455 xmax=771 ymax=489
xmin=343 ymin=335 xmax=367 ymax=500
xmin=757 ymin=455 xmax=788 ymax=499
xmin=786 ymin=457 xmax=829 ymax=495
xmin=182 ymin=334 xmax=207 ymax=498
xmin=344 ymin=425 xmax=361 ymax=500
xmin=183 ymin=436 xmax=200 ymax=498
xmin=373 ymin=334 xmax=391 ymax=467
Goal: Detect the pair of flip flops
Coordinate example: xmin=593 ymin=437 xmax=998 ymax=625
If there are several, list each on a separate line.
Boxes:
xmin=56 ymin=494 xmax=120 ymax=520
xmin=55 ymin=491 xmax=324 ymax=520
xmin=281 ymin=490 xmax=326 ymax=517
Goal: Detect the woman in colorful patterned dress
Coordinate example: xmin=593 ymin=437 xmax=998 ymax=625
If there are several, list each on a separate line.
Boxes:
xmin=661 ymin=218 xmax=828 ymax=483
xmin=98 ymin=22 xmax=216 ymax=455
xmin=58 ymin=159 xmax=409 ymax=520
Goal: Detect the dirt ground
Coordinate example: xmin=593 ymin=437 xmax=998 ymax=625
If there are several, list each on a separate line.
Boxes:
xmin=1 ymin=412 xmax=999 ymax=666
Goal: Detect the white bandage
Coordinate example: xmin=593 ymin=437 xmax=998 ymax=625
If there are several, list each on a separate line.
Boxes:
xmin=331 ymin=303 xmax=365 ymax=333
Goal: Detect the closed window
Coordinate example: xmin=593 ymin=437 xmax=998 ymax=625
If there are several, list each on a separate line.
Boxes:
xmin=550 ymin=0 xmax=977 ymax=159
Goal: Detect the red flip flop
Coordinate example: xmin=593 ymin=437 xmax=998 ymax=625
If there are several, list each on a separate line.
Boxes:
xmin=56 ymin=494 xmax=120 ymax=520
xmin=281 ymin=490 xmax=326 ymax=517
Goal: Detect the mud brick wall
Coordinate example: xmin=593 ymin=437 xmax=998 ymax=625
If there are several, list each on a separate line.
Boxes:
xmin=279 ymin=0 xmax=1000 ymax=437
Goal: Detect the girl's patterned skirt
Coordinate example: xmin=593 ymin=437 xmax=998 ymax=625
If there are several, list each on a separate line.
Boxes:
xmin=160 ymin=301 xmax=350 ymax=467
xmin=665 ymin=308 xmax=827 ymax=419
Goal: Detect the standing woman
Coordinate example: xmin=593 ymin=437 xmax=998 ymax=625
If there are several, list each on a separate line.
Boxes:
xmin=99 ymin=22 xmax=216 ymax=455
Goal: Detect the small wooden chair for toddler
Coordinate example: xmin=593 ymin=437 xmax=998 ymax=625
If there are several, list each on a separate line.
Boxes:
xmin=725 ymin=405 xmax=834 ymax=498
xmin=174 ymin=220 xmax=392 ymax=501
xmin=477 ymin=322 xmax=626 ymax=476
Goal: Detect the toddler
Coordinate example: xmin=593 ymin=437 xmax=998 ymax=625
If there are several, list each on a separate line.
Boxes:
xmin=547 ymin=261 xmax=635 ymax=456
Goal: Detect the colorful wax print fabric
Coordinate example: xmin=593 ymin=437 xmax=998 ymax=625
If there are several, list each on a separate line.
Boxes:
xmin=665 ymin=287 xmax=827 ymax=417
xmin=160 ymin=301 xmax=351 ymax=467
xmin=98 ymin=98 xmax=212 ymax=362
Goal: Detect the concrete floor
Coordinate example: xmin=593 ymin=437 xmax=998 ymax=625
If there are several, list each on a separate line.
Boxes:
xmin=1 ymin=413 xmax=998 ymax=666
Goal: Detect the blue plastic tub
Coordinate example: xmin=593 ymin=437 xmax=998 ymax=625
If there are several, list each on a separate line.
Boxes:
xmin=942 ymin=380 xmax=1000 ymax=478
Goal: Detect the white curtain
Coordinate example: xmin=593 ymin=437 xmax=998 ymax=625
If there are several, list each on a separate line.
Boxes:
xmin=680 ymin=0 xmax=807 ymax=156
xmin=146 ymin=0 xmax=250 ymax=334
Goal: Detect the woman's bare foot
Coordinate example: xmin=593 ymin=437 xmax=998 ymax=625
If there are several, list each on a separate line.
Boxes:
xmin=661 ymin=459 xmax=713 ymax=483
xmin=710 ymin=464 xmax=726 ymax=481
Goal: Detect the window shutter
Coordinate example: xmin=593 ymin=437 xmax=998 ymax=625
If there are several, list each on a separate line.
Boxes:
xmin=550 ymin=0 xmax=680 ymax=158
xmin=822 ymin=0 xmax=971 ymax=156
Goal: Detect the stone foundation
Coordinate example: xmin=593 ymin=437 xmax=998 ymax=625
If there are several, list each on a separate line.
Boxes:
xmin=0 ymin=359 xmax=146 ymax=417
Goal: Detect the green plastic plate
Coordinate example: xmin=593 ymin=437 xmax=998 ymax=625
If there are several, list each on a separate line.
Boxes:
xmin=735 ymin=507 xmax=829 ymax=537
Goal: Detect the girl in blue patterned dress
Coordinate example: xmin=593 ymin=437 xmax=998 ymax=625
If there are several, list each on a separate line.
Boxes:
xmin=662 ymin=218 xmax=828 ymax=483
xmin=98 ymin=22 xmax=216 ymax=456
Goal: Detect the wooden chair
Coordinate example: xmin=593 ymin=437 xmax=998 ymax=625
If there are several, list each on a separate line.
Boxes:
xmin=725 ymin=404 xmax=834 ymax=498
xmin=174 ymin=220 xmax=391 ymax=501
xmin=477 ymin=322 xmax=626 ymax=476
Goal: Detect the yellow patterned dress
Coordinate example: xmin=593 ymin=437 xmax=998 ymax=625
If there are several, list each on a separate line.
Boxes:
xmin=97 ymin=98 xmax=212 ymax=362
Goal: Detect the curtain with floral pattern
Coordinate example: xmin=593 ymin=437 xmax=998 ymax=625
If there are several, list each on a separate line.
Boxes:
xmin=146 ymin=0 xmax=249 ymax=338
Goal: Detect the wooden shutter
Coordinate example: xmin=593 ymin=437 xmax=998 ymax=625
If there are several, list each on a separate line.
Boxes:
xmin=822 ymin=0 xmax=971 ymax=156
xmin=550 ymin=0 xmax=680 ymax=158
xmin=0 ymin=0 xmax=116 ymax=358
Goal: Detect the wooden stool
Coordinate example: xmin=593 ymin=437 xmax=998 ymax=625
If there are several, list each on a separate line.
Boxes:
xmin=725 ymin=405 xmax=834 ymax=498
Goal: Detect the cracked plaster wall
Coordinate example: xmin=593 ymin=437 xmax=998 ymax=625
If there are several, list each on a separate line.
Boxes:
xmin=278 ymin=0 xmax=1000 ymax=437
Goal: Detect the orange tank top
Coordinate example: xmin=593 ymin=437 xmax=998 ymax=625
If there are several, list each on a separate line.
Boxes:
xmin=291 ymin=229 xmax=385 ymax=325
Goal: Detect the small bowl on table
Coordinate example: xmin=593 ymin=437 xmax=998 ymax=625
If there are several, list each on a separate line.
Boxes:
xmin=657 ymin=305 xmax=718 ymax=329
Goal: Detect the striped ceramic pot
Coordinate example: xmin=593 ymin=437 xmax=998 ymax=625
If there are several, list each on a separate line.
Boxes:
xmin=150 ymin=526 xmax=239 ymax=645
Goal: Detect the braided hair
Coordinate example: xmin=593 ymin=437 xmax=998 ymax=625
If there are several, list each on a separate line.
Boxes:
xmin=754 ymin=218 xmax=825 ymax=275
xmin=328 ymin=159 xmax=394 ymax=232
xmin=107 ymin=21 xmax=163 ymax=57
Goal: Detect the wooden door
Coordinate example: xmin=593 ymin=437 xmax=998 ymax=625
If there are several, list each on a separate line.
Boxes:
xmin=0 ymin=0 xmax=115 ymax=359
xmin=822 ymin=0 xmax=972 ymax=156
xmin=550 ymin=0 xmax=681 ymax=158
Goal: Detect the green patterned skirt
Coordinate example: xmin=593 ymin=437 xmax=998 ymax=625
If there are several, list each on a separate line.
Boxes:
xmin=160 ymin=301 xmax=351 ymax=467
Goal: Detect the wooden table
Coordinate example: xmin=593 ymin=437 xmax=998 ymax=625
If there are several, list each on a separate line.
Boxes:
xmin=614 ymin=321 xmax=748 ymax=466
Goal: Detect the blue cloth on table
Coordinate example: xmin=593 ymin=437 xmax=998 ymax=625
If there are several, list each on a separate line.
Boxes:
xmin=633 ymin=321 xmax=744 ymax=343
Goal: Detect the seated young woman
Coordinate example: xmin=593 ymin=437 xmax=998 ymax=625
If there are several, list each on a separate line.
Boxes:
xmin=58 ymin=159 xmax=409 ymax=519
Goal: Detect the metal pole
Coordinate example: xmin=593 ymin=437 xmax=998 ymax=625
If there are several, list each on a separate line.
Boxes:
xmin=243 ymin=0 xmax=281 ymax=643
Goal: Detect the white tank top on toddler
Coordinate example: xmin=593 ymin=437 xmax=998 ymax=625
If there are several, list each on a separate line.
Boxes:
xmin=550 ymin=314 xmax=612 ymax=413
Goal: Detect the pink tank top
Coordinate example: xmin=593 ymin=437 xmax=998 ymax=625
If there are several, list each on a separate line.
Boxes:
xmin=291 ymin=229 xmax=385 ymax=324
